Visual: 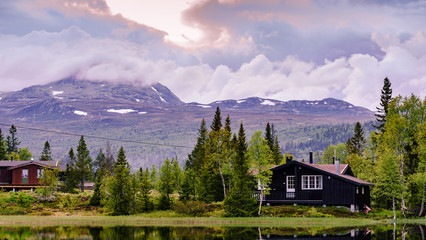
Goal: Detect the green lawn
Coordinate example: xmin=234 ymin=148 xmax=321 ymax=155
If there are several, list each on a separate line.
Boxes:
xmin=0 ymin=215 xmax=384 ymax=228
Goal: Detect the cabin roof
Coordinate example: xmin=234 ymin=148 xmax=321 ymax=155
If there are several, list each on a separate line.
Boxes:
xmin=0 ymin=160 xmax=65 ymax=171
xmin=272 ymin=160 xmax=373 ymax=186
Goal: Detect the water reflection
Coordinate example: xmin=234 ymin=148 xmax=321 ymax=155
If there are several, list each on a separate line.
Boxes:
xmin=0 ymin=225 xmax=423 ymax=239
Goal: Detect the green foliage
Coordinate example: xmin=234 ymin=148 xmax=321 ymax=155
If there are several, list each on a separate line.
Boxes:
xmin=0 ymin=128 xmax=7 ymax=160
xmin=179 ymin=167 xmax=196 ymax=202
xmin=375 ymin=77 xmax=392 ymax=132
xmin=248 ymin=131 xmax=273 ymax=216
xmin=75 ymin=136 xmax=93 ymax=192
xmin=37 ymin=167 xmax=60 ymax=200
xmin=136 ymin=167 xmax=154 ymax=212
xmin=320 ymin=143 xmax=349 ymax=164
xmin=9 ymin=192 xmax=34 ymax=209
xmin=346 ymin=122 xmax=366 ymax=156
xmin=18 ymin=147 xmax=32 ymax=161
xmin=90 ymin=166 xmax=105 ymax=206
xmin=39 ymin=140 xmax=52 ymax=161
xmin=6 ymin=125 xmax=20 ymax=154
xmin=158 ymin=158 xmax=174 ymax=210
xmin=174 ymin=201 xmax=211 ymax=216
xmin=106 ymin=146 xmax=134 ymax=215
xmin=265 ymin=123 xmax=283 ymax=165
xmin=210 ymin=106 xmax=222 ymax=132
xmin=224 ymin=122 xmax=257 ymax=217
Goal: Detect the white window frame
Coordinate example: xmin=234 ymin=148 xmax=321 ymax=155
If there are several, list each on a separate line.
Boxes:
xmin=37 ymin=169 xmax=43 ymax=178
xmin=286 ymin=175 xmax=295 ymax=192
xmin=301 ymin=175 xmax=323 ymax=190
xmin=22 ymin=169 xmax=29 ymax=178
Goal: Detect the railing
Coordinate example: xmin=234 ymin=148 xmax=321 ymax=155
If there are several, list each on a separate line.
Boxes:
xmin=256 ymin=190 xmax=322 ymax=202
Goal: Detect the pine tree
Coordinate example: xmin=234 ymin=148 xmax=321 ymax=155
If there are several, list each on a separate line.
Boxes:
xmin=0 ymin=129 xmax=7 ymax=160
xmin=171 ymin=158 xmax=182 ymax=192
xmin=62 ymin=148 xmax=78 ymax=193
xmin=265 ymin=122 xmax=273 ymax=149
xmin=39 ymin=141 xmax=52 ymax=161
xmin=90 ymin=163 xmax=105 ymax=206
xmin=210 ymin=107 xmax=222 ymax=132
xmin=136 ymin=167 xmax=153 ymax=212
xmin=347 ymin=122 xmax=366 ymax=156
xmin=271 ymin=136 xmax=283 ymax=165
xmin=187 ymin=119 xmax=208 ymax=171
xmin=75 ymin=136 xmax=93 ymax=192
xmin=224 ymin=122 xmax=257 ymax=217
xmin=94 ymin=148 xmax=106 ymax=172
xmin=375 ymin=77 xmax=392 ymax=132
xmin=158 ymin=158 xmax=174 ymax=210
xmin=108 ymin=146 xmax=133 ymax=215
xmin=179 ymin=166 xmax=196 ymax=202
xmin=6 ymin=125 xmax=20 ymax=154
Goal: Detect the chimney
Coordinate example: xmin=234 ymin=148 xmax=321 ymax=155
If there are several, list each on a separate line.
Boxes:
xmin=309 ymin=152 xmax=313 ymax=164
xmin=286 ymin=156 xmax=292 ymax=163
xmin=335 ymin=160 xmax=340 ymax=175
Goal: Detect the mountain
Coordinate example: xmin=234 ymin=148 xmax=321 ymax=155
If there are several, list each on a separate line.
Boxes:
xmin=0 ymin=78 xmax=375 ymax=169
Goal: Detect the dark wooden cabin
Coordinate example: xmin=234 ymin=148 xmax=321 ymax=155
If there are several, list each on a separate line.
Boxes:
xmin=0 ymin=160 xmax=64 ymax=191
xmin=259 ymin=154 xmax=373 ymax=212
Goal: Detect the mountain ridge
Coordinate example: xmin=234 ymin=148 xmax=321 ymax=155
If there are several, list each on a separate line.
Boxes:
xmin=0 ymin=78 xmax=375 ymax=168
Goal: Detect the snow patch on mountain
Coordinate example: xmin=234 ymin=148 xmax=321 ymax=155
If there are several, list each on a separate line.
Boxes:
xmin=261 ymin=100 xmax=276 ymax=106
xmin=138 ymin=111 xmax=147 ymax=114
xmin=237 ymin=100 xmax=245 ymax=104
xmin=107 ymin=109 xmax=137 ymax=114
xmin=198 ymin=105 xmax=211 ymax=108
xmin=151 ymin=86 xmax=168 ymax=104
xmin=74 ymin=110 xmax=87 ymax=116
xmin=52 ymin=91 xmax=64 ymax=96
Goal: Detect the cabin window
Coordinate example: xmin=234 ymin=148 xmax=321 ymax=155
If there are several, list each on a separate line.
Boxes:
xmin=286 ymin=176 xmax=295 ymax=192
xmin=301 ymin=175 xmax=322 ymax=190
xmin=22 ymin=169 xmax=29 ymax=184
xmin=37 ymin=169 xmax=43 ymax=178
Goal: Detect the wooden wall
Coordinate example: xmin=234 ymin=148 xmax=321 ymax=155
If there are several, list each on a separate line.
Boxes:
xmin=11 ymin=165 xmax=40 ymax=185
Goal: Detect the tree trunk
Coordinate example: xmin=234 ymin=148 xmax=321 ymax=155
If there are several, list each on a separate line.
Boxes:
xmin=80 ymin=180 xmax=85 ymax=193
xmin=258 ymin=227 xmax=263 ymax=240
xmin=258 ymin=188 xmax=263 ymax=216
xmin=218 ymin=158 xmax=227 ymax=199
xmin=393 ymin=193 xmax=396 ymax=221
xmin=419 ymin=182 xmax=425 ymax=217
xmin=419 ymin=225 xmax=424 ymax=240
xmin=399 ymin=155 xmax=407 ymax=218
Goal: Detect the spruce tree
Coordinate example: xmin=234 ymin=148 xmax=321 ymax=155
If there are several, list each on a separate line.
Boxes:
xmin=224 ymin=122 xmax=257 ymax=217
xmin=75 ymin=136 xmax=93 ymax=192
xmin=62 ymin=148 xmax=78 ymax=193
xmin=210 ymin=107 xmax=222 ymax=131
xmin=265 ymin=122 xmax=273 ymax=149
xmin=0 ymin=129 xmax=6 ymax=160
xmin=137 ymin=167 xmax=153 ymax=212
xmin=179 ymin=166 xmax=196 ymax=202
xmin=40 ymin=141 xmax=52 ymax=161
xmin=347 ymin=122 xmax=366 ymax=156
xmin=188 ymin=119 xmax=208 ymax=170
xmin=108 ymin=146 xmax=133 ymax=215
xmin=6 ymin=125 xmax=20 ymax=154
xmin=158 ymin=158 xmax=174 ymax=210
xmin=90 ymin=163 xmax=105 ymax=206
xmin=375 ymin=77 xmax=392 ymax=132
xmin=272 ymin=136 xmax=283 ymax=165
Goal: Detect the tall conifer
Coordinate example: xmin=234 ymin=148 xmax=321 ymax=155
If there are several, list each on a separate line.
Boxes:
xmin=375 ymin=77 xmax=392 ymax=132
xmin=6 ymin=125 xmax=20 ymax=154
xmin=75 ymin=136 xmax=93 ymax=192
xmin=108 ymin=146 xmax=132 ymax=215
xmin=224 ymin=122 xmax=257 ymax=216
xmin=210 ymin=107 xmax=222 ymax=131
xmin=0 ymin=129 xmax=7 ymax=160
xmin=40 ymin=141 xmax=52 ymax=161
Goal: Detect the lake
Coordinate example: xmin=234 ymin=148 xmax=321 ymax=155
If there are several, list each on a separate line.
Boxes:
xmin=0 ymin=224 xmax=424 ymax=239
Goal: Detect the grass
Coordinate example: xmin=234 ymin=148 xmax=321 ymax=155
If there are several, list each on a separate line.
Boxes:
xmin=0 ymin=215 xmax=383 ymax=228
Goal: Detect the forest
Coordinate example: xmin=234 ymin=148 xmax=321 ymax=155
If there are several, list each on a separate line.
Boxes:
xmin=0 ymin=78 xmax=425 ymax=218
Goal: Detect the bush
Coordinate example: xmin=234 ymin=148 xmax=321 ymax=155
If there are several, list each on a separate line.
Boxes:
xmin=305 ymin=207 xmax=333 ymax=218
xmin=175 ymin=201 xmax=211 ymax=216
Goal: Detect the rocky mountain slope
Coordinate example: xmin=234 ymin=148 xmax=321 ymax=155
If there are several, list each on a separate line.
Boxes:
xmin=0 ymin=78 xmax=374 ymax=169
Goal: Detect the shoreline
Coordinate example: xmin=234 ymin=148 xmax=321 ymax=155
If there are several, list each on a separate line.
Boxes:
xmin=0 ymin=215 xmax=389 ymax=228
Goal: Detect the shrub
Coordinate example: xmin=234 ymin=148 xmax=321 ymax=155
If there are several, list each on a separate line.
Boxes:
xmin=305 ymin=207 xmax=333 ymax=218
xmin=175 ymin=201 xmax=210 ymax=216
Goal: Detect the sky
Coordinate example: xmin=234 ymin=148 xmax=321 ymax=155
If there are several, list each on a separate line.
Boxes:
xmin=0 ymin=0 xmax=425 ymax=110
